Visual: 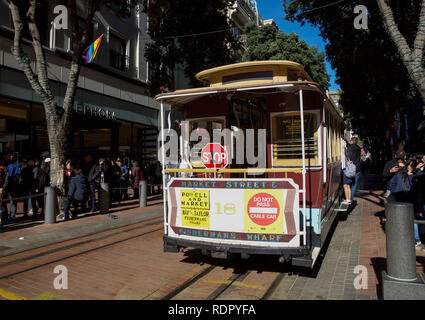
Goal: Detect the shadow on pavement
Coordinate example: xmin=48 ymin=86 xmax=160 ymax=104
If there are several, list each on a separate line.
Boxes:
xmin=370 ymin=257 xmax=386 ymax=300
xmin=0 ymin=217 xmax=44 ymax=233
xmin=177 ymin=205 xmax=348 ymax=279
xmin=417 ymin=256 xmax=425 ymax=274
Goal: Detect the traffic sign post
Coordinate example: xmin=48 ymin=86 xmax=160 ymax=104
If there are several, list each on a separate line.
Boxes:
xmin=201 ymin=143 xmax=229 ymax=170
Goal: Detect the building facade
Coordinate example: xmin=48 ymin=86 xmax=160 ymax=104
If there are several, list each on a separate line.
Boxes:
xmin=0 ymin=1 xmax=162 ymax=165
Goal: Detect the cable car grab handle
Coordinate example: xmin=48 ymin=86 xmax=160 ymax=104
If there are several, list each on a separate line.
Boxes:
xmin=161 ymin=102 xmax=168 ymax=234
xmin=299 ymin=88 xmax=307 ymax=247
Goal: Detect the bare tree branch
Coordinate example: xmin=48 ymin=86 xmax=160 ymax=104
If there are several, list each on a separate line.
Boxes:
xmin=62 ymin=0 xmax=97 ymax=125
xmin=376 ymin=0 xmax=425 ymax=104
xmin=26 ymin=0 xmax=53 ymax=98
xmin=376 ymin=0 xmax=412 ymax=59
xmin=413 ymin=0 xmax=425 ymax=63
xmin=8 ymin=0 xmax=52 ymax=103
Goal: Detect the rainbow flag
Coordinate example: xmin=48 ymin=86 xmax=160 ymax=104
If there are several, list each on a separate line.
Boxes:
xmin=85 ymin=34 xmax=103 ymax=64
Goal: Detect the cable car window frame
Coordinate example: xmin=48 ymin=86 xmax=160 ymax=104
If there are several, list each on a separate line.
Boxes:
xmin=188 ymin=116 xmax=226 ymax=168
xmin=270 ymin=110 xmax=322 ymax=167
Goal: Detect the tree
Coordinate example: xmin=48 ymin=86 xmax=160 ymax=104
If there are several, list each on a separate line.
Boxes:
xmin=282 ymin=0 xmax=422 ymax=156
xmin=8 ymin=0 xmax=138 ymax=201
xmin=376 ymin=0 xmax=425 ymax=105
xmin=242 ymin=22 xmax=330 ymax=89
xmin=143 ymin=0 xmax=240 ymax=95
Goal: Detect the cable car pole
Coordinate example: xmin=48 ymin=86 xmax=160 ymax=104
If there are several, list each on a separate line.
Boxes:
xmin=161 ymin=101 xmax=167 ymax=234
xmin=299 ymin=88 xmax=307 ymax=246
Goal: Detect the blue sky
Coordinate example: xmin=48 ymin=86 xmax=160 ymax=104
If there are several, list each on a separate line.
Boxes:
xmin=257 ymin=1 xmax=340 ymax=91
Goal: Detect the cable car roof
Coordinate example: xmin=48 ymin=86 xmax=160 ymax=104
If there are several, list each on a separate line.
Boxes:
xmin=155 ymin=60 xmax=343 ymax=120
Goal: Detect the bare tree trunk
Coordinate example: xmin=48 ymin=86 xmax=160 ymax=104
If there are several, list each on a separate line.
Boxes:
xmin=376 ymin=0 xmax=425 ymax=104
xmin=9 ymin=0 xmax=96 ymax=215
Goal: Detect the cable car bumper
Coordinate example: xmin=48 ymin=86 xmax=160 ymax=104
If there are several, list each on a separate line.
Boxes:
xmin=164 ymin=235 xmax=314 ymax=266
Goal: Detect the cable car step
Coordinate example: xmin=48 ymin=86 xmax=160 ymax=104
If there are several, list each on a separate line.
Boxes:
xmin=291 ymin=247 xmax=320 ymax=268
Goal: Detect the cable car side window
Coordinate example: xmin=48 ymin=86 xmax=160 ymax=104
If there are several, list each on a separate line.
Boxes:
xmin=271 ymin=111 xmax=319 ymax=166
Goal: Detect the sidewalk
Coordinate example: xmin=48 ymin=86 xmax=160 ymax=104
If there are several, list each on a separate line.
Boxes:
xmin=0 ymin=195 xmax=164 ymax=257
xmin=357 ymin=173 xmax=425 ymax=299
xmin=269 ymin=172 xmax=425 ymax=300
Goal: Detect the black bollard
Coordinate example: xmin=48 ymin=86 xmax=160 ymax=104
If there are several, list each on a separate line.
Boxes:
xmin=99 ymin=183 xmax=110 ymax=214
xmin=385 ymin=202 xmax=417 ymax=281
xmin=382 ymin=202 xmax=425 ymax=300
xmin=139 ymin=180 xmax=147 ymax=207
xmin=44 ymin=186 xmax=58 ymax=224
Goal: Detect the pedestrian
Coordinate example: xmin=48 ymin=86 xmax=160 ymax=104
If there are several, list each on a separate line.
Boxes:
xmin=360 ymin=144 xmax=371 ymax=175
xmin=3 ymin=153 xmax=21 ymax=222
xmin=413 ymin=155 xmax=425 ymax=249
xmin=81 ymin=154 xmax=95 ymax=178
xmin=109 ymin=159 xmax=122 ymax=204
xmin=64 ymin=160 xmax=75 ymax=193
xmin=387 ymin=159 xmax=416 ymax=203
xmin=131 ymin=161 xmax=143 ymax=199
xmin=155 ymin=161 xmax=162 ymax=193
xmin=33 ymin=159 xmax=49 ymax=217
xmin=346 ymin=137 xmax=362 ymax=202
xmin=383 ymin=150 xmax=406 ymax=199
xmin=61 ymin=168 xmax=91 ymax=220
xmin=0 ymin=157 xmax=7 ymax=225
xmin=42 ymin=157 xmax=51 ymax=177
xmin=88 ymin=158 xmax=106 ymax=212
xmin=117 ymin=159 xmax=129 ymax=202
xmin=20 ymin=159 xmax=37 ymax=217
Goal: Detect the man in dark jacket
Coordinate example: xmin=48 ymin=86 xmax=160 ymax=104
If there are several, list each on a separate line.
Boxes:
xmin=33 ymin=159 xmax=50 ymax=217
xmin=0 ymin=158 xmax=7 ymax=224
xmin=382 ymin=151 xmax=406 ymax=198
xmin=20 ymin=159 xmax=37 ymax=217
xmin=88 ymin=158 xmax=108 ymax=212
xmin=347 ymin=137 xmax=362 ymax=201
xmin=62 ymin=168 xmax=90 ymax=220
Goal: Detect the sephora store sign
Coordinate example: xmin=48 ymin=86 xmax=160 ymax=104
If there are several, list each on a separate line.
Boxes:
xmin=73 ymin=103 xmax=117 ymax=121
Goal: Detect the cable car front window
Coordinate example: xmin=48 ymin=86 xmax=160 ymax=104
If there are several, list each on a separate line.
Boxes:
xmin=189 ymin=118 xmax=224 ymax=167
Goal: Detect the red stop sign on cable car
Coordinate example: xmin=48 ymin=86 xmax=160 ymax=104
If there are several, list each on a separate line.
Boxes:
xmin=201 ymin=143 xmax=229 ymax=169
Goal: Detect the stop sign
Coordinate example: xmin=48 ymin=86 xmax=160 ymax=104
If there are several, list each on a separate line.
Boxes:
xmin=201 ymin=143 xmax=229 ymax=169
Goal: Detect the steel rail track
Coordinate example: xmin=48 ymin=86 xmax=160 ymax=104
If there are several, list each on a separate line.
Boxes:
xmin=0 ymin=220 xmax=164 ymax=279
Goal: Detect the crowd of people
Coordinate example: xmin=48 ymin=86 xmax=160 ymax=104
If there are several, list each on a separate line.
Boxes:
xmin=0 ymin=153 xmax=163 ymax=224
xmin=342 ymin=137 xmax=425 ymax=250
xmin=382 ymin=151 xmax=425 ymax=249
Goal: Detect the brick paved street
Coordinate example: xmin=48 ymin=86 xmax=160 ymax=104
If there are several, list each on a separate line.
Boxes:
xmin=0 ymin=174 xmax=424 ymax=300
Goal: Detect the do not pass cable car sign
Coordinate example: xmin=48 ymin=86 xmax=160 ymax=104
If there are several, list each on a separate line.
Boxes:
xmin=201 ymin=143 xmax=229 ymax=169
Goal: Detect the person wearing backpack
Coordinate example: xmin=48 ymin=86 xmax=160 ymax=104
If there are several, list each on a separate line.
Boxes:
xmin=347 ymin=137 xmax=362 ymax=202
xmin=342 ymin=138 xmax=355 ymax=204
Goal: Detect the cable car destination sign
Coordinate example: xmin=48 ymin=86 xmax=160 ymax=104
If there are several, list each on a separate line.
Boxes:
xmin=167 ymin=178 xmax=301 ymax=247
